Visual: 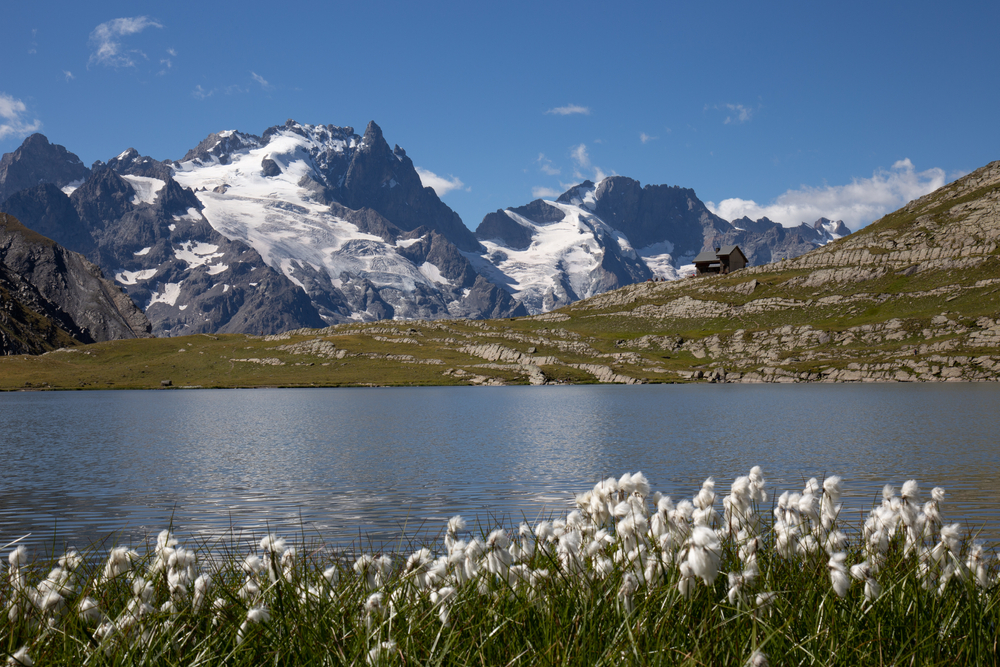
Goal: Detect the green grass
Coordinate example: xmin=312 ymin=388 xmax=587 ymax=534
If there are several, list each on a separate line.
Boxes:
xmin=3 ymin=473 xmax=999 ymax=666
xmin=4 ymin=163 xmax=1000 ymax=389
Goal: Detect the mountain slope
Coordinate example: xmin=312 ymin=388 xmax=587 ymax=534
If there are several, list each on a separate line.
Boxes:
xmin=0 ymin=212 xmax=151 ymax=355
xmin=475 ymin=177 xmax=848 ymax=314
xmin=1 ymin=125 xmax=845 ymax=336
xmin=0 ymin=124 xmax=524 ymax=335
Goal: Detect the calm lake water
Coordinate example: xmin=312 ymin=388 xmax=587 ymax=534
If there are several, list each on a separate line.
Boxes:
xmin=2 ymin=384 xmax=999 ymax=555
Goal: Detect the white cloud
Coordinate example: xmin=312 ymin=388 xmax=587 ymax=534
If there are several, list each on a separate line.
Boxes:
xmin=706 ymin=159 xmax=947 ymax=231
xmin=251 ymin=71 xmax=273 ymax=91
xmin=0 ymin=93 xmax=42 ymax=140
xmin=640 ymin=132 xmax=657 ymax=144
xmin=415 ymin=168 xmax=467 ymax=197
xmin=536 ymin=153 xmax=560 ymax=175
xmin=569 ymin=143 xmax=610 ymax=182
xmin=546 ymin=104 xmax=590 ymax=116
xmin=532 ymin=186 xmax=562 ymax=199
xmin=63 ymin=71 xmax=74 ymax=81
xmin=706 ymin=103 xmax=754 ymax=125
xmin=192 ymin=85 xmax=213 ymax=100
xmin=88 ymin=16 xmax=163 ymax=68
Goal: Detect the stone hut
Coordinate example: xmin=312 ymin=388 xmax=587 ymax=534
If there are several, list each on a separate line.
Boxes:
xmin=693 ymin=245 xmax=748 ymax=275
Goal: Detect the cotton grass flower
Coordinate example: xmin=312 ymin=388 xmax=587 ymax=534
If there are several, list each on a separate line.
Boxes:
xmin=686 ymin=526 xmax=721 ymax=585
xmin=236 ymin=605 xmax=270 ymax=644
xmin=367 ymin=640 xmax=398 ymax=665
xmin=7 ymin=647 xmax=33 ymax=667
xmin=850 ymin=561 xmax=882 ymax=601
xmin=4 ymin=470 xmax=999 ymax=665
xmin=828 ymin=552 xmax=850 ymax=598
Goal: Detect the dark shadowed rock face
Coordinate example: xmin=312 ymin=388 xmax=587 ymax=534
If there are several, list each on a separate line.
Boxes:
xmin=0 ymin=212 xmax=152 ymax=353
xmin=1 ymin=160 xmax=326 ymax=337
xmin=1 ymin=183 xmax=96 ymax=257
xmin=589 ymin=176 xmax=731 ymax=255
xmin=104 ymin=148 xmax=174 ymax=180
xmin=464 ymin=275 xmax=528 ymax=319
xmin=338 ymin=121 xmax=482 ymax=253
xmin=0 ymin=134 xmax=90 ymax=203
xmin=474 ymin=210 xmax=535 ymax=251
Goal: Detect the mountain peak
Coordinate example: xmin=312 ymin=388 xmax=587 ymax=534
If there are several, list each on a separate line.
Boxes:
xmin=0 ymin=133 xmax=90 ymax=202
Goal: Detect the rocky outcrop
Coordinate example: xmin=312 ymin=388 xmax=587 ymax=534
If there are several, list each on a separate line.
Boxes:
xmin=1 ymin=164 xmax=327 ymax=337
xmin=338 ymin=122 xmax=482 ymax=253
xmin=0 ymin=212 xmax=152 ymax=354
xmin=0 ymin=134 xmax=89 ymax=203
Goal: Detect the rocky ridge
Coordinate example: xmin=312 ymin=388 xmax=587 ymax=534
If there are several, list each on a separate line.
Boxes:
xmin=0 ymin=212 xmax=152 ymax=355
xmin=474 ymin=177 xmax=849 ymax=314
xmin=1 ymin=126 xmax=845 ymax=340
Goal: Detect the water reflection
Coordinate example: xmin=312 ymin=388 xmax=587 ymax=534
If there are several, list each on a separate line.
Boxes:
xmin=1 ymin=384 xmax=999 ymax=554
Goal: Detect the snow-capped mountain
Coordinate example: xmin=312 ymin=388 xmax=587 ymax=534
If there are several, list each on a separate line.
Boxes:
xmin=474 ymin=176 xmax=849 ymax=314
xmin=0 ymin=124 xmax=849 ymax=335
xmin=472 ymin=195 xmax=653 ymax=313
xmin=0 ymin=124 xmax=523 ymax=335
xmin=168 ymin=120 xmax=514 ymax=324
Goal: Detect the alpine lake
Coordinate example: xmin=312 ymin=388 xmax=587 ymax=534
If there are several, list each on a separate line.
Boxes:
xmin=2 ymin=383 xmax=999 ymax=555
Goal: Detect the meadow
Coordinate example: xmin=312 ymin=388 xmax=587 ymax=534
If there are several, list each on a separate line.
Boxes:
xmin=3 ymin=470 xmax=998 ymax=666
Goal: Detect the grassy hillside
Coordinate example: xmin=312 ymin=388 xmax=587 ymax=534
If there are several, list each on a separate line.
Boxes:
xmin=2 ymin=160 xmax=999 ymax=389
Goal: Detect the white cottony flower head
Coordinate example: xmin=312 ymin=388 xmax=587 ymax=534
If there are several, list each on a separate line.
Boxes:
xmin=192 ymin=574 xmax=211 ymax=613
xmin=687 ymin=525 xmax=722 ymax=585
xmin=447 ymin=515 xmax=466 ymax=534
xmin=677 ymin=561 xmax=695 ymax=598
xmin=8 ymin=647 xmax=33 ymax=667
xmin=630 ymin=471 xmax=651 ymax=498
xmin=745 ymin=650 xmax=769 ymax=667
xmin=618 ymin=572 xmax=638 ymax=614
xmin=367 ymin=640 xmax=398 ymax=665
xmin=78 ymin=596 xmax=104 ymax=624
xmin=755 ymin=591 xmax=777 ymax=616
xmin=822 ymin=476 xmax=842 ymax=503
xmin=828 ymin=552 xmax=850 ymax=598
xmin=748 ymin=466 xmax=767 ymax=503
xmin=932 ymin=487 xmax=946 ymax=503
xmin=901 ymin=480 xmax=921 ymax=505
xmin=59 ymin=549 xmax=83 ymax=572
xmin=242 ymin=555 xmax=264 ymax=575
xmin=260 ymin=534 xmax=287 ymax=555
xmin=617 ymin=472 xmax=636 ymax=495
xmin=694 ymin=477 xmax=716 ymax=511
xmin=237 ymin=606 xmax=270 ymax=644
xmin=940 ymin=523 xmax=963 ymax=553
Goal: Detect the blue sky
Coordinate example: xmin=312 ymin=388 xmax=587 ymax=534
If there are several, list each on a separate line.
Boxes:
xmin=3 ymin=1 xmax=998 ymax=232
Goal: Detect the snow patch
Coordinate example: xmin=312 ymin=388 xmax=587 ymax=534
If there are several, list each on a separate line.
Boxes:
xmin=637 ymin=240 xmax=682 ymax=281
xmin=395 ymin=236 xmax=423 ymax=248
xmin=60 ymin=179 xmax=84 ymax=196
xmin=149 ymin=283 xmax=182 ymax=307
xmin=418 ymin=262 xmax=447 ymax=284
xmin=178 ymin=305 xmax=188 ymax=311
xmin=115 ymin=268 xmax=158 ymax=285
xmin=206 ymin=263 xmax=228 ymax=275
xmin=133 ymin=247 xmax=152 ymax=256
xmin=175 ymin=241 xmax=224 ymax=269
xmin=122 ymin=175 xmax=166 ymax=206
